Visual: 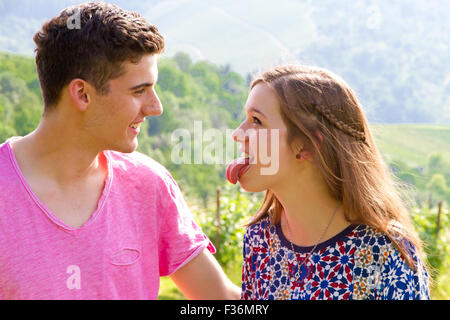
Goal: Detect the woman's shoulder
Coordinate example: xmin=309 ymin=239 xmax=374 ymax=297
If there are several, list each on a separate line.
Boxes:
xmin=351 ymin=224 xmax=430 ymax=299
xmin=353 ymin=223 xmax=423 ymax=261
xmin=243 ymin=215 xmax=273 ymax=242
xmin=352 ymin=224 xmax=395 ymax=249
xmin=351 ymin=223 xmax=425 ymax=271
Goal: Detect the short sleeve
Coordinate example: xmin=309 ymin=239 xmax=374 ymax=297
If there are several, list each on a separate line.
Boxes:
xmin=157 ymin=170 xmax=215 ymax=277
xmin=378 ymin=241 xmax=430 ymax=300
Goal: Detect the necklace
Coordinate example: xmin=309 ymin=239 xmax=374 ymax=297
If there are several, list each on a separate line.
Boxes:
xmin=283 ymin=203 xmax=341 ymax=286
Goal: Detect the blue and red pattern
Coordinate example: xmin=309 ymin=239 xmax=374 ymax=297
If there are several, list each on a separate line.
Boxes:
xmin=241 ymin=216 xmax=429 ymax=300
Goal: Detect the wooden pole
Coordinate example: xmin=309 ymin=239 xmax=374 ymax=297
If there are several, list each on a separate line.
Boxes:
xmin=436 ymin=201 xmax=443 ymax=236
xmin=215 ymin=188 xmax=221 ymax=253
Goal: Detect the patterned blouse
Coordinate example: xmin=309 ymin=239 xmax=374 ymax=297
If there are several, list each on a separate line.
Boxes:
xmin=241 ymin=216 xmax=430 ymax=300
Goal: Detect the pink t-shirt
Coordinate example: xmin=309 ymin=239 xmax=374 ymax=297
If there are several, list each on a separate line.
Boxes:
xmin=0 ymin=137 xmax=215 ymax=300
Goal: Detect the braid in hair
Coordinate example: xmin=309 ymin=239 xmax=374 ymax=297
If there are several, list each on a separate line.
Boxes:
xmin=314 ymin=103 xmax=369 ymax=147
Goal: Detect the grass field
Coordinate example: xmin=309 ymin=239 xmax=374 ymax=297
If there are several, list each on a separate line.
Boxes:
xmin=370 ymin=124 xmax=450 ymax=167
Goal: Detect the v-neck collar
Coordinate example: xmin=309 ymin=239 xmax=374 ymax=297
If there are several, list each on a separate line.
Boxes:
xmin=6 ymin=136 xmax=113 ymax=234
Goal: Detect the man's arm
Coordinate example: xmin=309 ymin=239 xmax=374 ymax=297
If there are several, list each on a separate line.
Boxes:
xmin=170 ymin=248 xmax=241 ymax=300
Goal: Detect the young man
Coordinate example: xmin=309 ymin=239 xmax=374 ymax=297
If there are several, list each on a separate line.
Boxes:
xmin=0 ymin=2 xmax=240 ymax=300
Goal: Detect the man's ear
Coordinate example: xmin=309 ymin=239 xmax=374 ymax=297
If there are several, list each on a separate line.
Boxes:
xmin=68 ymin=79 xmax=91 ymax=112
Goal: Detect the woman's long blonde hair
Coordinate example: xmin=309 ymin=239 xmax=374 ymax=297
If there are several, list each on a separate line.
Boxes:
xmin=249 ymin=64 xmax=426 ymax=272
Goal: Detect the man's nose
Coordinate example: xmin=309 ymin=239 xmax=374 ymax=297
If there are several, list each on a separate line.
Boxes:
xmin=142 ymin=88 xmax=163 ymax=117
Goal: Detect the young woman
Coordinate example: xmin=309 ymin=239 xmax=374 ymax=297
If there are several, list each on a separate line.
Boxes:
xmin=227 ymin=65 xmax=430 ymax=300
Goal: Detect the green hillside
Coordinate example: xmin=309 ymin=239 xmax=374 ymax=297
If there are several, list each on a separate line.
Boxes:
xmin=371 ymin=124 xmax=450 ymax=167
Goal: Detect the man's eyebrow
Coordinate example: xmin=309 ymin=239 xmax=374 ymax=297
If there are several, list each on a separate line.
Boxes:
xmin=129 ymin=82 xmax=154 ymax=90
xmin=247 ymin=106 xmax=266 ymax=118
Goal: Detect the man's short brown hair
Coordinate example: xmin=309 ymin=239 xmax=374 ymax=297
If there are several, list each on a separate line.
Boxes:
xmin=33 ymin=2 xmax=165 ymax=112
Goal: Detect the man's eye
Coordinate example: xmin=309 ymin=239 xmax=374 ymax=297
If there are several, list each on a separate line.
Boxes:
xmin=134 ymin=89 xmax=145 ymax=95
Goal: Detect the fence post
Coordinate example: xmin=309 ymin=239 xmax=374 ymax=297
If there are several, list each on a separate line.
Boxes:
xmin=215 ymin=188 xmax=221 ymax=253
xmin=428 ymin=193 xmax=433 ymax=209
xmin=436 ymin=201 xmax=443 ymax=236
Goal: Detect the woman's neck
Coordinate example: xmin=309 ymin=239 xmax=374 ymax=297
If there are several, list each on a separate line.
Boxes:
xmin=271 ymin=166 xmax=351 ymax=247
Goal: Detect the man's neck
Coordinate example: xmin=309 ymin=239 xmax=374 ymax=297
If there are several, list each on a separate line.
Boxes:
xmin=11 ymin=119 xmax=106 ymax=188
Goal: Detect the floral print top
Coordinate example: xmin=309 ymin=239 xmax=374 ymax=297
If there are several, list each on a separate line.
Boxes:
xmin=241 ymin=216 xmax=430 ymax=300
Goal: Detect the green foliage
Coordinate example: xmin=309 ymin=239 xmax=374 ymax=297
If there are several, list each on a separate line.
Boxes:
xmin=0 ymin=124 xmax=17 ymax=143
xmin=426 ymin=153 xmax=449 ymax=175
xmin=158 ymin=59 xmax=194 ymax=98
xmin=411 ymin=205 xmax=450 ymax=298
xmin=0 ymin=52 xmax=42 ymax=99
xmin=191 ymin=185 xmax=261 ymax=268
xmin=387 ymin=149 xmax=450 ymax=207
xmin=427 ymin=175 xmax=449 ymax=201
xmin=173 ymin=52 xmax=192 ymax=72
xmin=0 ymin=71 xmax=42 ymax=140
xmin=158 ymin=277 xmax=186 ymax=300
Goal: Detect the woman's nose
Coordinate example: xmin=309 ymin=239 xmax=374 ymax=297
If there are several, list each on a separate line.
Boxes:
xmin=232 ymin=122 xmax=249 ymax=143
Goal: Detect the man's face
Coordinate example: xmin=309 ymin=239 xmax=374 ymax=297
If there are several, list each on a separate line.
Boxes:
xmin=85 ymin=54 xmax=162 ymax=153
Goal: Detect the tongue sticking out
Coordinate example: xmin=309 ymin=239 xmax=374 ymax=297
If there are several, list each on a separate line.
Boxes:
xmin=226 ymin=157 xmax=251 ymax=184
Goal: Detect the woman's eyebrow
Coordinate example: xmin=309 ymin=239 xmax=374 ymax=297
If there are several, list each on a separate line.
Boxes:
xmin=247 ymin=106 xmax=266 ymax=118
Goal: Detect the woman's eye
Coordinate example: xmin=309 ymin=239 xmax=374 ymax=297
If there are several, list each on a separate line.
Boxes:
xmin=252 ymin=116 xmax=262 ymax=125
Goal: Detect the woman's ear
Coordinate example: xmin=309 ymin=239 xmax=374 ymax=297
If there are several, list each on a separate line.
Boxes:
xmin=293 ymin=142 xmax=312 ymax=161
xmin=296 ymin=149 xmax=313 ymax=161
xmin=295 ymin=131 xmax=323 ymax=161
xmin=314 ymin=130 xmax=324 ymax=149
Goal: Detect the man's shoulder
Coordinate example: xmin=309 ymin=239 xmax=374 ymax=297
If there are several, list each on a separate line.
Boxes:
xmin=106 ymin=150 xmax=172 ymax=182
xmin=0 ymin=138 xmax=15 ymax=182
xmin=0 ymin=137 xmax=13 ymax=158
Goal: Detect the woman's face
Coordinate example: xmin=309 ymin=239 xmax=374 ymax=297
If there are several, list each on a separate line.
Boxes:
xmin=229 ymin=82 xmax=301 ymax=192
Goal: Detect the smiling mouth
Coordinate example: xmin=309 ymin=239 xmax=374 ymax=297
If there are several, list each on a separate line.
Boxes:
xmin=129 ymin=119 xmax=146 ymax=129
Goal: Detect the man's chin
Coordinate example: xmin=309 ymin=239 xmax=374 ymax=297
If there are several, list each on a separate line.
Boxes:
xmin=110 ymin=140 xmax=138 ymax=154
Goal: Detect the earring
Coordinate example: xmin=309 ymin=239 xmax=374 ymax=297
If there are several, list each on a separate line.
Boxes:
xmin=296 ymin=153 xmax=302 ymax=160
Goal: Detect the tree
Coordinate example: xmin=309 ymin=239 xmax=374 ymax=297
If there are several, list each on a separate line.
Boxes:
xmin=0 ymin=71 xmax=42 ymax=136
xmin=426 ymin=153 xmax=449 ymax=176
xmin=0 ymin=124 xmax=17 ymax=143
xmin=426 ymin=174 xmax=449 ymax=202
xmin=173 ymin=52 xmax=192 ymax=72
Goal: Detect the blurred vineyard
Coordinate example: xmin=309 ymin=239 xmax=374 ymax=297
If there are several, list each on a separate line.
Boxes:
xmin=159 ymin=187 xmax=450 ymax=300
